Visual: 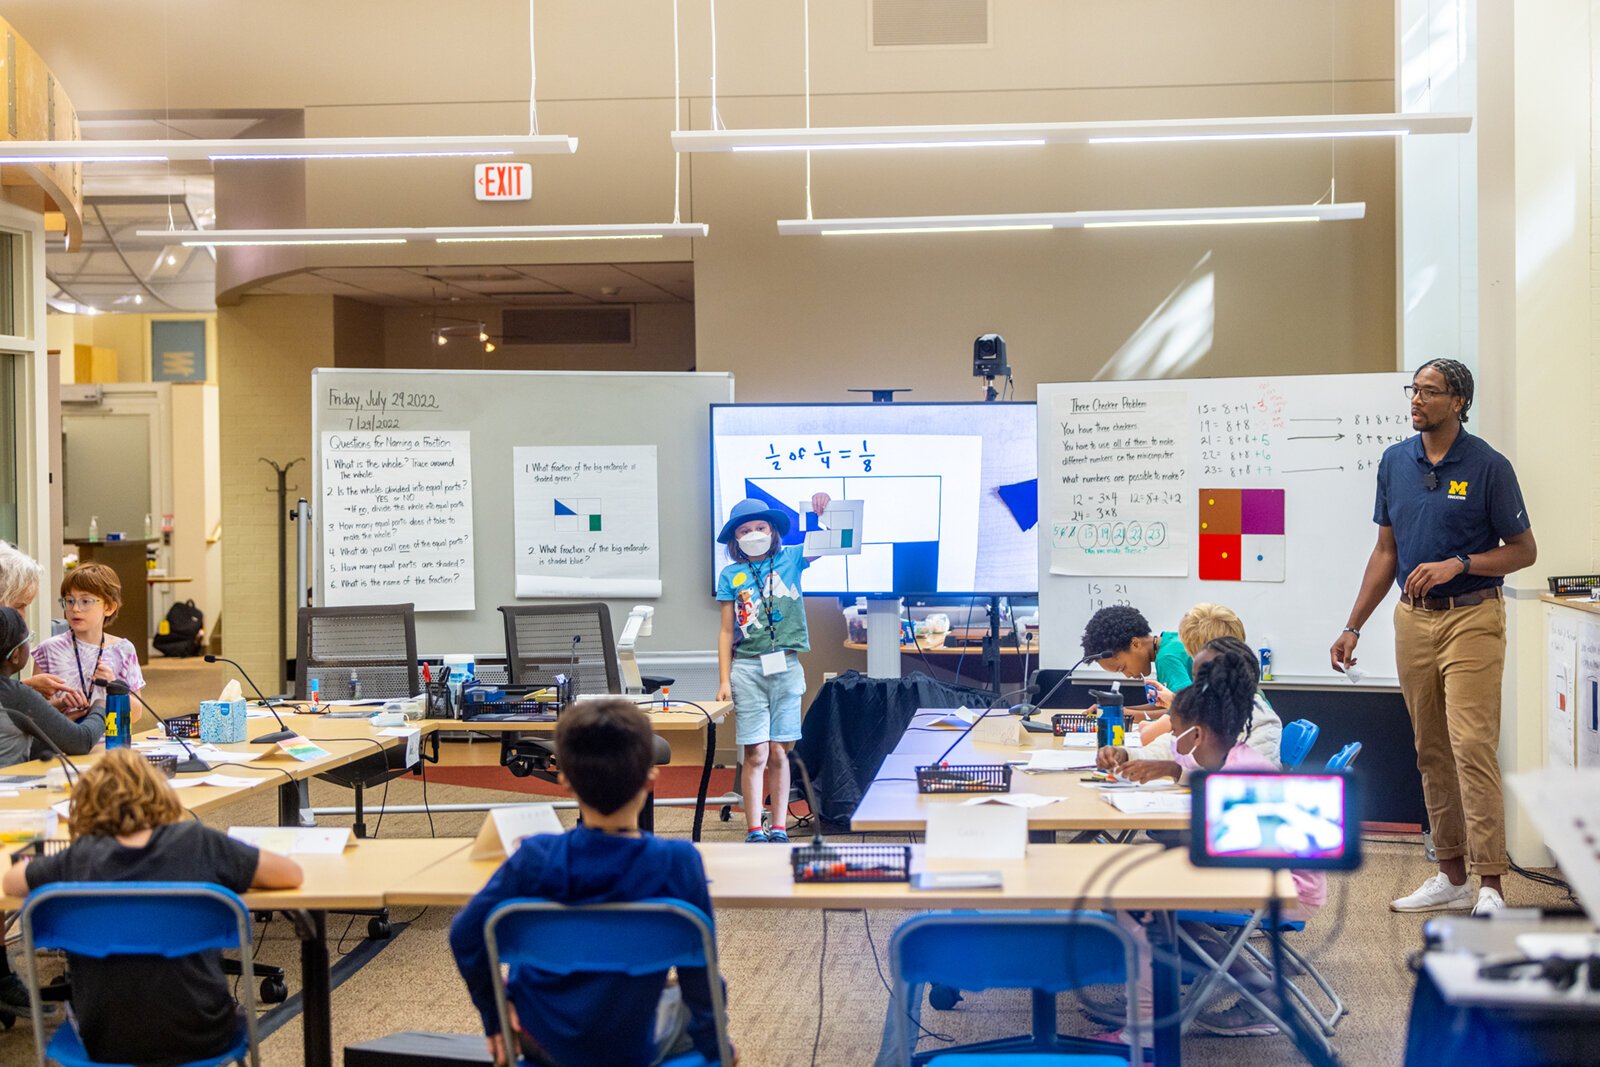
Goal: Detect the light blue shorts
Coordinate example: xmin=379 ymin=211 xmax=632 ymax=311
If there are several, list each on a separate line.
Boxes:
xmin=730 ymin=653 xmax=806 ymax=746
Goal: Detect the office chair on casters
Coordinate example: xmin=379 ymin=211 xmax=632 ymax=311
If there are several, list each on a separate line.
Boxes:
xmin=20 ymin=882 xmax=261 ymax=1067
xmin=889 ymin=911 xmax=1142 ymax=1065
xmin=499 ymin=602 xmax=623 ymax=694
xmin=484 ymin=898 xmax=735 ymax=1067
xmin=1324 ymin=741 xmax=1362 ymax=771
xmin=296 ymin=603 xmax=426 ymax=840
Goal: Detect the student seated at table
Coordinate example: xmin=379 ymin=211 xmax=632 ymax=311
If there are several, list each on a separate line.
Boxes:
xmin=1 ymin=747 xmax=302 ymax=1065
xmin=449 ymin=699 xmax=733 ymax=1067
xmin=31 ymin=563 xmax=146 ymax=715
xmin=1095 ymin=646 xmax=1324 ymax=1038
xmin=1079 ymin=604 xmax=1193 ymax=721
xmin=0 ymin=606 xmax=108 ymax=759
xmin=1141 ymin=628 xmax=1283 ymax=768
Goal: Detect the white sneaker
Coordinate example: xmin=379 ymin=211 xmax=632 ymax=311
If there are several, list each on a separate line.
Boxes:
xmin=1391 ymin=872 xmax=1472 ymax=912
xmin=1471 ymin=886 xmax=1505 ymax=917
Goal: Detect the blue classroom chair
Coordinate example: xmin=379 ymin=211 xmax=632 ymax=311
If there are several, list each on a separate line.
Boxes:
xmin=1324 ymin=741 xmax=1362 ymax=771
xmin=1278 ymin=719 xmax=1320 ymax=770
xmin=19 ymin=882 xmax=261 ymax=1067
xmin=483 ymin=898 xmax=734 ymax=1067
xmin=888 ymin=911 xmax=1141 ymax=1066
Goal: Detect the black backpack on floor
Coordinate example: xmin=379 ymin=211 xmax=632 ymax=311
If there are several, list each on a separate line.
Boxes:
xmin=154 ymin=599 xmax=205 ymax=658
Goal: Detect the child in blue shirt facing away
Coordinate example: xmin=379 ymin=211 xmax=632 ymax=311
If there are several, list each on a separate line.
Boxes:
xmin=450 ymin=699 xmax=733 ymax=1067
xmin=714 ymin=494 xmax=829 ymax=843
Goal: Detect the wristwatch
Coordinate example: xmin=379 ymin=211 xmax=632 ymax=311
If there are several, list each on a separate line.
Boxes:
xmin=1455 ymin=553 xmax=1471 ymax=574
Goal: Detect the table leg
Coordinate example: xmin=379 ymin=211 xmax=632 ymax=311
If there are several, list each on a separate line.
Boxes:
xmin=692 ymin=719 xmax=717 ymax=842
xmin=289 ymin=909 xmax=333 ymax=1067
xmin=1150 ymin=912 xmax=1182 ymax=1066
xmin=278 ymin=779 xmax=300 ymax=827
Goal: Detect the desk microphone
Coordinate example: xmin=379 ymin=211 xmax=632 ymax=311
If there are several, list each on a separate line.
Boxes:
xmin=203 ymin=655 xmax=296 ymax=743
xmin=98 ymin=681 xmax=211 ymax=774
xmin=2 ymin=709 xmax=79 ymax=785
xmin=1011 ymin=650 xmax=1113 ymax=731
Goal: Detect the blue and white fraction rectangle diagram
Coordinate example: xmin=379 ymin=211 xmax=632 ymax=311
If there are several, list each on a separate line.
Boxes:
xmin=554 ymin=497 xmax=602 ymax=533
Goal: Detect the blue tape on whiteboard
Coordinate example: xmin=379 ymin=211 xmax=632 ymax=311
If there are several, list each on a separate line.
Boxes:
xmin=996 ymin=479 xmax=1039 ymax=532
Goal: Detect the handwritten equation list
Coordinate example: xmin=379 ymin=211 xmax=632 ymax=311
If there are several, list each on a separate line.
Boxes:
xmin=1049 ymin=392 xmax=1189 ymax=577
xmin=320 ymin=431 xmax=476 ymax=612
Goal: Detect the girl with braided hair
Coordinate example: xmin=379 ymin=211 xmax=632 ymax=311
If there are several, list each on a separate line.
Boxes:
xmin=1091 ymin=642 xmax=1327 ymax=1041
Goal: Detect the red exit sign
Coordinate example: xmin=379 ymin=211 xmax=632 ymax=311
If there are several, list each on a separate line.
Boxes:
xmin=475 ymin=162 xmax=532 ymax=201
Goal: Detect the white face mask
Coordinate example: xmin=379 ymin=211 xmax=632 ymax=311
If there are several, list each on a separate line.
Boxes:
xmin=737 ymin=531 xmax=773 ymax=557
xmin=1172 ymin=723 xmax=1199 ymax=754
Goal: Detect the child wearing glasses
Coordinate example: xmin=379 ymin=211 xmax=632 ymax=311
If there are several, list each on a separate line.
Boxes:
xmin=32 ymin=564 xmax=145 ymax=713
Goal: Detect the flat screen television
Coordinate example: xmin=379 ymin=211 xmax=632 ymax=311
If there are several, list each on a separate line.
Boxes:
xmin=710 ymin=402 xmax=1038 ymax=596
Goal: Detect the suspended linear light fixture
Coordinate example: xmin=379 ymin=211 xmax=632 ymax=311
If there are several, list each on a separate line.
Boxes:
xmin=777 ymin=202 xmax=1366 ymax=236
xmin=135 ymin=223 xmax=708 ymax=247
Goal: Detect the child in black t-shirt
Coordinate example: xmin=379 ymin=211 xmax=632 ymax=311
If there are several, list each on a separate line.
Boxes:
xmin=2 ymin=748 xmax=302 ymax=1066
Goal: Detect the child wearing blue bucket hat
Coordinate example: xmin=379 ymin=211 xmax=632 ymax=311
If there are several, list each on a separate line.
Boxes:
xmin=715 ymin=492 xmax=829 ymax=842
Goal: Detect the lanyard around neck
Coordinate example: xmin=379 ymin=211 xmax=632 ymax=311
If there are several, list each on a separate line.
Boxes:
xmin=76 ymin=638 xmax=105 ymax=697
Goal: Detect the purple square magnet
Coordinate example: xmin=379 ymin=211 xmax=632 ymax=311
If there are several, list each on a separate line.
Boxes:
xmin=1240 ymin=489 xmax=1285 ymax=535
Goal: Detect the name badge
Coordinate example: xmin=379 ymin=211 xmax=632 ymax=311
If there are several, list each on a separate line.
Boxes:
xmin=760 ymin=651 xmax=790 ymax=676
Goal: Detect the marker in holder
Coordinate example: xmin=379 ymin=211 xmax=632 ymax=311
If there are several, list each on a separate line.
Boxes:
xmin=1052 ymin=712 xmax=1097 ymax=737
xmin=914 ymin=763 xmax=1013 ymax=794
xmin=790 ymin=842 xmax=910 ymax=883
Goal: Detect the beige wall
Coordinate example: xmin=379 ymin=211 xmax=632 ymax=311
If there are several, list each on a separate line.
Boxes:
xmin=217 ymin=295 xmax=334 ymax=690
xmin=379 ymin=303 xmax=694 ymax=373
xmin=48 ymin=311 xmax=219 ymax=384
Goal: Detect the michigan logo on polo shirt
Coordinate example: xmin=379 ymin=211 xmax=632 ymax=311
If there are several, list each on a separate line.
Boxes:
xmin=1448 ymin=480 xmax=1469 ymax=499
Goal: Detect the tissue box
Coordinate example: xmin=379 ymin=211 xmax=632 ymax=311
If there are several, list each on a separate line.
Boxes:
xmin=199 ymin=698 xmax=248 ymax=744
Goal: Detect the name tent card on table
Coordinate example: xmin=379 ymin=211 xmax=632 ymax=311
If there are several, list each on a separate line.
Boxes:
xmin=971 ymin=713 xmax=1023 ymax=747
xmin=470 ymin=804 xmax=565 ymax=861
xmin=925 ymin=803 xmax=1028 ymax=860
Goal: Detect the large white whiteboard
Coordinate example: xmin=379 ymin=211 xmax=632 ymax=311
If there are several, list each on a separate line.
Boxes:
xmin=311 ymin=369 xmax=734 ymax=655
xmin=1037 ymin=372 xmax=1411 ymax=684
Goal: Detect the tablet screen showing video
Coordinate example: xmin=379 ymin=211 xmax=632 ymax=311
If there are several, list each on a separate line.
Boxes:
xmin=1190 ymin=770 xmax=1361 ymax=871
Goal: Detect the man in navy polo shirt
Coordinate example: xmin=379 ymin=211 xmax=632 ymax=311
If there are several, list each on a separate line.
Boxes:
xmin=1331 ymin=359 xmax=1536 ymax=917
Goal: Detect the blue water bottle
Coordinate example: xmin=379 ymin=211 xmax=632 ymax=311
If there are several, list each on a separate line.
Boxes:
xmin=103 ymin=681 xmax=132 ymax=750
xmin=1089 ymin=687 xmax=1125 ymax=748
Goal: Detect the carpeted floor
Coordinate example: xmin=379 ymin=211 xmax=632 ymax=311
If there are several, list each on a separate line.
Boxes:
xmin=0 ymin=660 xmax=1574 ymax=1066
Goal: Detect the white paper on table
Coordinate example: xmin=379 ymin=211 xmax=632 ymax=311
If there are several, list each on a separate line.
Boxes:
xmin=323 ymin=699 xmax=387 ymax=708
xmin=229 ymin=826 xmax=352 ymax=855
xmin=929 ymin=707 xmax=981 ymax=730
xmin=1104 ymin=792 xmax=1191 ymax=814
xmin=925 ymin=803 xmax=1028 ymax=859
xmin=1061 ymin=734 xmax=1098 ymax=749
xmin=202 ymin=774 xmax=264 ymax=789
xmin=245 ymin=710 xmax=276 ymax=719
xmin=960 ymin=793 xmax=1061 ymax=809
xmin=51 ymin=800 xmax=71 ymax=819
xmin=194 ymin=746 xmax=267 ymax=763
xmin=378 ymin=727 xmax=422 ymax=766
xmin=971 ymin=714 xmax=1022 ymax=747
xmin=1082 ymin=778 xmax=1181 ymax=791
xmin=1026 ymin=750 xmax=1095 ymax=771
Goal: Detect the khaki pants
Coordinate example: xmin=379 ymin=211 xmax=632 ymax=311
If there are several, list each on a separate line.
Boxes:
xmin=1393 ymin=596 xmax=1508 ymax=877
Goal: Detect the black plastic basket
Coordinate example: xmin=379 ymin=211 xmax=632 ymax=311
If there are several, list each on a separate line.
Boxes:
xmin=790 ymin=842 xmax=911 ymax=883
xmin=1548 ymin=575 xmax=1600 ymax=597
xmin=143 ymin=754 xmax=178 ymax=778
xmin=1052 ymin=712 xmax=1097 ymax=737
xmin=424 ymin=680 xmax=457 ymax=720
xmin=10 ymin=838 xmax=69 ymax=864
xmin=163 ymin=713 xmax=200 ymax=739
xmin=915 ymin=763 xmax=1013 ymax=794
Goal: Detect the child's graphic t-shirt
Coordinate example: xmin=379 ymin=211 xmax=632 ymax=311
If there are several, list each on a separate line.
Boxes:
xmin=716 ymin=545 xmax=810 ymax=656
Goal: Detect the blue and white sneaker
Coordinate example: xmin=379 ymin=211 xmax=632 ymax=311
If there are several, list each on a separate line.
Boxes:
xmin=768 ymin=828 xmax=790 ymax=844
xmin=744 ymin=828 xmax=770 ymax=843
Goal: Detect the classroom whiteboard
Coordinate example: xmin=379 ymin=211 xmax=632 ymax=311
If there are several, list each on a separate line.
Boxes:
xmin=311 ymin=369 xmax=734 ymax=655
xmin=1037 ymin=372 xmax=1411 ymax=684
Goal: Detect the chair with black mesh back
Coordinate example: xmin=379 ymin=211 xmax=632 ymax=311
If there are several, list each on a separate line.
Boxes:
xmin=294 ymin=604 xmax=421 ymax=839
xmin=499 ymin=603 xmax=622 ymax=695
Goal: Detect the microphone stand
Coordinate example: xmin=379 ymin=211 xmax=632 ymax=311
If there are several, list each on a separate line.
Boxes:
xmin=1012 ymin=650 xmax=1112 ymax=733
xmin=101 ymin=681 xmax=212 ymax=774
xmin=204 ymin=655 xmax=296 ymax=744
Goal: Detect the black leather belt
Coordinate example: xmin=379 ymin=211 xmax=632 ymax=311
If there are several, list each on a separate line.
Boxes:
xmin=1404 ymin=586 xmax=1502 ymax=611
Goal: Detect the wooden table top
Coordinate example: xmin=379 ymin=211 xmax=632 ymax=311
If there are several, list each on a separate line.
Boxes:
xmin=387 ymin=840 xmax=1293 ymax=912
xmin=850 ymin=710 xmax=1188 ymax=832
xmin=0 ymin=837 xmax=472 ymax=911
